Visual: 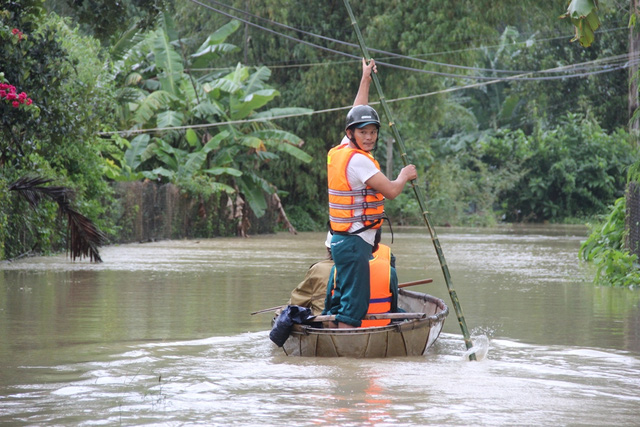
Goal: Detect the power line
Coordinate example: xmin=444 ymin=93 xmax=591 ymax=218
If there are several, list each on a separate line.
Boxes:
xmin=186 ymin=52 xmax=634 ymax=76
xmin=408 ymin=26 xmax=630 ymax=60
xmin=189 ymin=0 xmax=630 ymax=81
xmin=201 ymin=0 xmax=628 ymax=76
xmin=101 ymin=53 xmax=638 ymax=136
xmin=100 ymin=3 xmax=634 ymax=135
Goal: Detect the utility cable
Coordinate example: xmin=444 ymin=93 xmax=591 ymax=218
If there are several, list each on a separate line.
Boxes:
xmin=186 ymin=52 xmax=635 ymax=77
xmin=189 ymin=0 xmax=630 ymax=81
xmin=179 ymin=0 xmax=550 ymax=80
xmin=100 ymin=54 xmax=639 ymax=136
xmin=200 ymin=0 xmax=628 ymax=76
xmin=100 ymin=4 xmax=637 ymax=135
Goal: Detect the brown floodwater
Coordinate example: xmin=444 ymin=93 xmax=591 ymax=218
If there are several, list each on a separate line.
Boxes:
xmin=1 ymin=226 xmax=639 ymax=425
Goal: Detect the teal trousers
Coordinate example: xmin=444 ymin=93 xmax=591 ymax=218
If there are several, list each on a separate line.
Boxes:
xmin=325 ymin=234 xmax=372 ymax=327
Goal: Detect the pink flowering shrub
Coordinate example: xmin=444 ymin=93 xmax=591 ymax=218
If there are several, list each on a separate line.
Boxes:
xmin=11 ymin=28 xmax=23 ymax=40
xmin=0 ymin=81 xmax=34 ymax=109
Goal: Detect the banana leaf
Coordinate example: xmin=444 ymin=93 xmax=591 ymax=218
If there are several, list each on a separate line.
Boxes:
xmin=157 ymin=110 xmax=184 ymax=128
xmin=142 ymin=167 xmax=174 ymax=180
xmin=185 ymin=129 xmax=199 ymax=148
xmin=191 ymin=20 xmax=241 ymax=68
xmin=202 ymin=131 xmax=230 ymax=153
xmin=560 ymin=0 xmax=600 ymax=47
xmin=153 ymin=25 xmax=184 ymax=95
xmin=237 ymin=174 xmax=269 ymax=218
xmin=232 ymin=89 xmax=279 ymax=120
xmin=251 ymin=129 xmax=312 ymax=163
xmin=244 ymin=67 xmax=272 ymax=94
xmin=202 ymin=167 xmax=242 ymax=177
xmin=191 ymin=43 xmax=239 ymax=69
xmin=203 ymin=78 xmax=243 ymax=95
xmin=184 ymin=151 xmax=207 ymax=175
xmin=132 ymin=90 xmax=175 ymax=124
xmin=123 ymin=134 xmax=150 ymax=170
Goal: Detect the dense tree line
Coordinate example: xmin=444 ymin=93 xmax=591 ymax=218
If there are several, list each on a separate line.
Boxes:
xmin=1 ymin=0 xmax=638 ymax=270
xmin=169 ymin=0 xmax=636 ymax=228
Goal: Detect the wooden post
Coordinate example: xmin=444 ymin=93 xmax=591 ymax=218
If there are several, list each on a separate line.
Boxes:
xmin=386 ymin=136 xmax=394 ymax=178
xmin=626 ymin=182 xmax=640 ymax=258
xmin=243 ymin=0 xmax=250 ymax=65
xmin=630 ymin=0 xmax=640 ymax=145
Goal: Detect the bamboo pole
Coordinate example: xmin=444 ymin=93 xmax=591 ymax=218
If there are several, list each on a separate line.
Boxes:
xmin=342 ymin=0 xmax=476 ymax=360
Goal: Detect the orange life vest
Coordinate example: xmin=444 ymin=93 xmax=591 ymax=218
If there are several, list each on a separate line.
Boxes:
xmin=361 ymin=243 xmax=392 ymax=327
xmin=329 ymin=243 xmax=393 ymax=327
xmin=327 ymin=144 xmax=384 ymax=233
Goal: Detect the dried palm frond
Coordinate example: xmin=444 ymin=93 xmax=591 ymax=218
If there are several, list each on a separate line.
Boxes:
xmin=8 ymin=175 xmax=107 ymax=262
xmin=8 ymin=176 xmax=72 ymax=208
xmin=65 ymin=206 xmax=107 ymax=263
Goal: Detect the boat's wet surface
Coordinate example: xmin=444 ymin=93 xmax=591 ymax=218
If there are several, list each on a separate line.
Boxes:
xmin=1 ymin=226 xmax=639 ymax=425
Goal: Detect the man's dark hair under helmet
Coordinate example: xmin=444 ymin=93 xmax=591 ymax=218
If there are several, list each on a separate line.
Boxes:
xmin=345 ymin=105 xmax=380 ymax=150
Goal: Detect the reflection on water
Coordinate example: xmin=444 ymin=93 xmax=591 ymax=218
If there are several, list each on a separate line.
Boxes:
xmin=1 ymin=226 xmax=640 ymax=425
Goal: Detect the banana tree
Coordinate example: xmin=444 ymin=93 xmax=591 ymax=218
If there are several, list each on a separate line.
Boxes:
xmin=110 ymin=14 xmax=312 ymax=229
xmin=464 ymin=27 xmax=524 ymax=131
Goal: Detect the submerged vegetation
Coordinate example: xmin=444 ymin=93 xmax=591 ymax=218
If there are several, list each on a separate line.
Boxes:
xmin=580 ymin=197 xmax=640 ymax=287
xmin=580 ymin=163 xmax=640 ymax=287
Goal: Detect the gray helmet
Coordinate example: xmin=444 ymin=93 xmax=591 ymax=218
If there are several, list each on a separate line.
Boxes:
xmin=345 ymin=105 xmax=380 ymax=131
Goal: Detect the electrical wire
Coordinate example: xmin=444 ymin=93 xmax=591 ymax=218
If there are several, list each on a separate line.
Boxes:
xmin=99 ymin=2 xmax=636 ymax=135
xmin=185 ymin=52 xmax=635 ymax=77
xmin=200 ymin=0 xmax=629 ymax=76
xmin=188 ymin=0 xmax=631 ymax=81
xmin=100 ymin=54 xmax=637 ymax=136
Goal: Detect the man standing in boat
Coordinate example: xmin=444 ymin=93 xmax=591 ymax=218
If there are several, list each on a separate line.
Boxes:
xmin=326 ymin=58 xmax=417 ymax=328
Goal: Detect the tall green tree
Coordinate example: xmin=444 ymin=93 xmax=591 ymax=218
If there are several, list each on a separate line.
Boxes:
xmin=45 ymin=0 xmax=168 ymax=44
xmin=1 ymin=0 xmax=116 ymax=259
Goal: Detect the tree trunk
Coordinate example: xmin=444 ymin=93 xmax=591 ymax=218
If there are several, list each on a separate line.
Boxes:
xmin=628 ymin=1 xmax=640 ymax=256
xmin=629 ymin=0 xmax=640 ymax=145
xmin=626 ymin=182 xmax=640 ymax=259
xmin=243 ymin=0 xmax=250 ymax=65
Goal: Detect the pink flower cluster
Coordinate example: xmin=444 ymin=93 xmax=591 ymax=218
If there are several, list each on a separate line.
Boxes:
xmin=0 ymin=82 xmax=33 ymax=108
xmin=11 ymin=28 xmax=23 ymax=40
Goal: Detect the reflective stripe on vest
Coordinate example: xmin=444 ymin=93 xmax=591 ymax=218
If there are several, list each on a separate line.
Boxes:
xmin=361 ymin=243 xmax=392 ymax=327
xmin=327 ymin=144 xmax=385 ymax=232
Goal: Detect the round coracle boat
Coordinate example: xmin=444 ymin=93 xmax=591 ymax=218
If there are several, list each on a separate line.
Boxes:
xmin=279 ymin=288 xmax=448 ymax=358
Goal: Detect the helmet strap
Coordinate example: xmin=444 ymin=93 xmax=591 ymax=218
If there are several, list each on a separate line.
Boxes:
xmin=346 ymin=128 xmax=364 ymax=151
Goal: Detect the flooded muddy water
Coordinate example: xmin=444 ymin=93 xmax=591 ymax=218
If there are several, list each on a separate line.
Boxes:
xmin=1 ymin=226 xmax=639 ymax=425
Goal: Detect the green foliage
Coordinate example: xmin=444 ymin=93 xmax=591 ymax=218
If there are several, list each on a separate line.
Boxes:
xmin=452 ymin=27 xmax=527 ymax=132
xmin=500 ymin=114 xmax=636 ymax=222
xmin=45 ymin=0 xmax=168 ymax=45
xmin=580 ymin=197 xmax=640 ymax=287
xmin=1 ymin=3 xmax=117 ymax=259
xmin=423 ymin=130 xmax=524 ymax=226
xmin=506 ymin=4 xmax=628 ymax=134
xmin=109 ymin=14 xmax=311 ymax=221
xmin=2 ymin=1 xmax=634 ymax=255
xmin=171 ymin=0 xmax=627 ymax=227
xmin=424 ymin=114 xmax=637 ymax=225
xmin=281 ymin=204 xmax=325 ymax=232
